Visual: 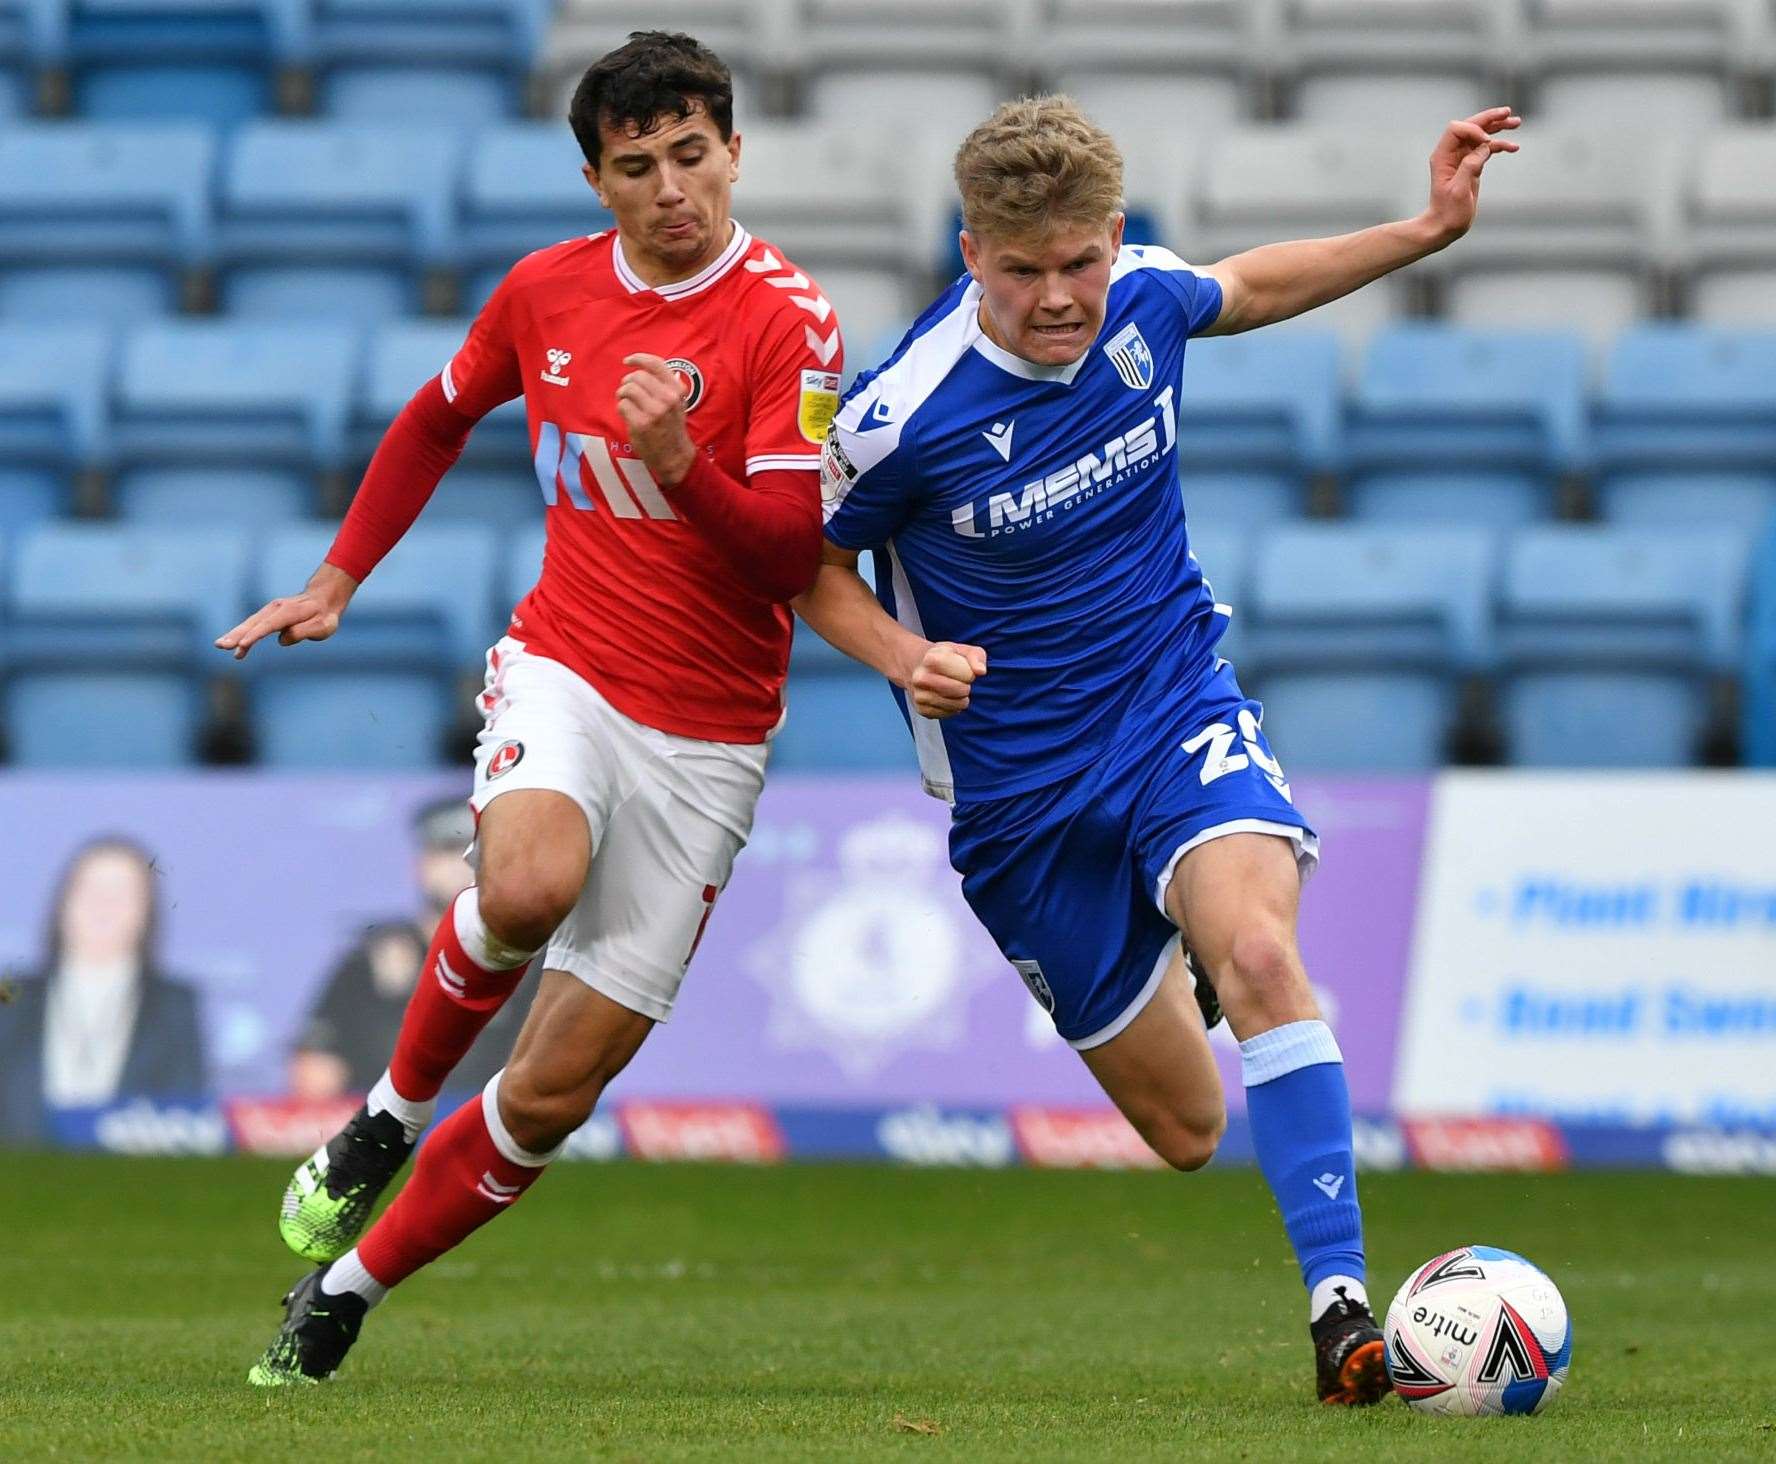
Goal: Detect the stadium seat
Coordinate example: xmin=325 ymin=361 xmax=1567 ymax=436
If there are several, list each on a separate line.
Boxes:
xmin=729 ymin=124 xmax=911 ymax=271
xmin=1744 ymin=526 xmax=1776 ymax=766
xmin=423 ymin=471 xmax=539 ymax=524
xmin=1499 ymin=526 xmax=1750 ymax=767
xmin=251 ymin=672 xmax=455 ymax=768
xmin=460 ymin=123 xmax=613 ymax=293
xmin=1691 ymin=269 xmax=1776 ymax=328
xmin=112 ymin=468 xmax=314 ymax=524
xmin=221 ymin=265 xmax=418 ymax=321
xmin=1242 ymin=525 xmax=1496 ymax=771
xmin=75 ymin=63 xmax=268 ymax=124
xmin=358 ymin=318 xmax=526 ymax=464
xmin=1040 ymin=0 xmax=1257 ymax=72
xmin=1180 ymin=473 xmax=1304 ymax=531
xmin=770 ymin=669 xmax=916 ymax=773
xmin=1348 ymin=327 xmax=1589 ymax=491
xmin=1183 ymin=521 xmax=1249 ymax=668
xmin=1054 ymin=71 xmax=1246 ymax=141
xmin=0 ymin=123 xmax=215 ymax=281
xmin=1596 ymin=472 xmax=1776 ymax=538
xmin=0 ymin=470 xmax=66 ymax=532
xmin=112 ymin=320 xmax=358 ymax=474
xmin=540 ymin=19 xmax=767 ymax=124
xmin=1346 ymin=473 xmax=1548 ymax=528
xmin=1534 ymin=71 xmax=1730 ymax=136
xmin=216 ymin=123 xmax=465 ymax=301
xmin=1521 ymin=0 xmax=1755 ymax=115
xmin=4 ymin=522 xmax=250 ymax=765
xmin=1174 ymin=331 xmax=1343 ymax=481
xmin=1445 ymin=268 xmax=1647 ymax=352
xmin=1594 ymin=326 xmax=1776 ymax=474
xmin=816 ymin=268 xmax=913 ymax=375
xmin=0 ymin=322 xmax=109 ymax=480
xmin=1193 ymin=126 xmax=1420 ymax=260
xmin=1291 ymin=70 xmax=1487 ymax=131
xmin=506 ymin=522 xmax=544 ymax=608
xmin=806 ymin=68 xmax=1009 ymax=151
xmin=1283 ymin=0 xmax=1500 ymax=132
xmin=0 ymin=265 xmax=177 ymax=321
xmin=319 ymin=66 xmax=514 ymax=122
xmin=1682 ymin=128 xmax=1776 ymax=283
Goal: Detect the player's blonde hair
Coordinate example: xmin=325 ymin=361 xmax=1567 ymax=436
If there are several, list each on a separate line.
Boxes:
xmin=953 ymin=95 xmax=1124 ymax=243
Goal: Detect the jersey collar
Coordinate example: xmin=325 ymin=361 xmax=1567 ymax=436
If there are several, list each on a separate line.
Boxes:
xmin=612 ymin=219 xmax=752 ymax=300
xmin=965 ymin=281 xmax=1091 ymax=386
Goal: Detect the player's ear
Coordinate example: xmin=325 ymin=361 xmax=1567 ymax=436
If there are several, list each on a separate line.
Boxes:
xmin=582 ymin=161 xmax=611 ymax=210
xmin=958 ymin=229 xmax=982 ymax=281
xmin=1109 ymin=211 xmax=1126 ymax=262
xmin=726 ymin=128 xmax=741 ymax=183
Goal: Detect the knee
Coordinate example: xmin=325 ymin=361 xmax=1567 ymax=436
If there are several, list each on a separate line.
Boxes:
xmin=478 ymin=863 xmax=580 ymax=952
xmin=497 ymin=1060 xmax=605 ymax=1155
xmin=1144 ymin=1108 xmax=1227 ymax=1174
xmin=1224 ymin=923 xmax=1304 ymax=1019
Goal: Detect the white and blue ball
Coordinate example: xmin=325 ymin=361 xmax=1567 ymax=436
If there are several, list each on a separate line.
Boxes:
xmin=1385 ymin=1245 xmax=1572 ymax=1416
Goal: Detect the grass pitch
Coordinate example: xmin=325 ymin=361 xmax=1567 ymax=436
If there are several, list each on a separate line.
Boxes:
xmin=3 ymin=1157 xmax=1772 ymax=1462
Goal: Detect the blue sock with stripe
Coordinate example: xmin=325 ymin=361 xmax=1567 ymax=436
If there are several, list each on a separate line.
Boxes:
xmin=1241 ymin=1019 xmax=1367 ymax=1312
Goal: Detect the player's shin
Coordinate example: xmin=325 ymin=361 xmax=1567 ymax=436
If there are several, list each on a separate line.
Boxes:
xmin=1239 ymin=1019 xmax=1368 ymax=1320
xmin=348 ymin=1070 xmax=555 ymax=1294
xmin=381 ymin=887 xmax=539 ymax=1129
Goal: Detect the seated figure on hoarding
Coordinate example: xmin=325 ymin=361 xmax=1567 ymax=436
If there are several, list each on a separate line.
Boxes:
xmin=0 ymin=837 xmax=209 ymax=1146
xmin=213 ymin=32 xmax=846 ymax=1385
xmin=799 ymin=96 xmax=1517 ymax=1404
xmin=287 ymin=797 xmax=538 ymax=1102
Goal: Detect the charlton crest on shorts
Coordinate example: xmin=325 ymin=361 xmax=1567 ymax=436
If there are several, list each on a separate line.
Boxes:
xmin=487 ymin=740 xmax=524 ymax=779
xmin=664 ymin=357 xmax=705 ymax=412
xmin=1102 ymin=321 xmax=1154 ymax=391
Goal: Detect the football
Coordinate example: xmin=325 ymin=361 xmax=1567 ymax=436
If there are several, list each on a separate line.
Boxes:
xmin=1385 ymin=1246 xmax=1573 ymax=1415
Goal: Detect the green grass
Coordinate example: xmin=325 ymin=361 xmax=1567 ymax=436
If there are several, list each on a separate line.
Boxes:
xmin=2 ymin=1158 xmax=1772 ymax=1461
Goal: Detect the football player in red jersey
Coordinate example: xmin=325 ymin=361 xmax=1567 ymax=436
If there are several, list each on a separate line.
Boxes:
xmin=220 ymin=32 xmax=845 ymax=1386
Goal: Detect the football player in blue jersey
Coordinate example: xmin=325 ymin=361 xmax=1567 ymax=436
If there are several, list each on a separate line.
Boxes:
xmin=799 ymin=96 xmax=1518 ymax=1404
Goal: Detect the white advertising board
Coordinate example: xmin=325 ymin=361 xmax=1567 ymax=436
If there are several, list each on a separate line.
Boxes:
xmin=1395 ymin=773 xmax=1776 ymax=1124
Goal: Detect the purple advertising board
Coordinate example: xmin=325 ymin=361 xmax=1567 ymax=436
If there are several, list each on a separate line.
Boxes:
xmin=0 ymin=772 xmax=1426 ymax=1119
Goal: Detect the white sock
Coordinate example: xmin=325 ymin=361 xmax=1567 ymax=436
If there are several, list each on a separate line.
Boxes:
xmin=322 ymin=1248 xmax=389 ymax=1309
xmin=454 ymin=887 xmax=538 ymax=971
xmin=367 ymin=1069 xmax=435 ymax=1145
xmin=1311 ymin=1274 xmax=1371 ymax=1324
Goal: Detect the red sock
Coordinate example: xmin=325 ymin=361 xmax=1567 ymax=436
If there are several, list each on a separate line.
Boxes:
xmin=389 ymin=889 xmax=532 ymax=1101
xmin=357 ymin=1079 xmax=549 ymax=1288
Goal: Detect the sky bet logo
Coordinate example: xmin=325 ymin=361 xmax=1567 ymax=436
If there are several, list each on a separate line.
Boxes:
xmin=952 ymin=385 xmax=1177 ymax=539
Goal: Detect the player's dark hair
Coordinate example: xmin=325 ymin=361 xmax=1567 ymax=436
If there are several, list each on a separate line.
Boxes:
xmin=43 ymin=835 xmax=161 ymax=974
xmin=569 ymin=31 xmax=734 ymax=169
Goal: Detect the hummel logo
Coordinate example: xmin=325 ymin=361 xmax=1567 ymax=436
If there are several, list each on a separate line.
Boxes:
xmin=436 ymin=953 xmax=468 ymax=998
xmin=1313 ymin=1171 xmax=1346 ymax=1200
xmin=475 ymin=1171 xmax=522 ymax=1203
xmin=541 ymin=347 xmax=572 ymax=386
xmin=982 ymin=420 xmax=1015 ymax=462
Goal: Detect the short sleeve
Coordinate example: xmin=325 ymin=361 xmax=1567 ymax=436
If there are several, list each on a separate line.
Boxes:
xmin=1123 ymin=244 xmax=1224 ymax=337
xmin=440 ymin=271 xmax=523 ymax=420
xmin=821 ymin=381 xmax=915 ymax=550
xmin=744 ymin=292 xmax=845 ymax=477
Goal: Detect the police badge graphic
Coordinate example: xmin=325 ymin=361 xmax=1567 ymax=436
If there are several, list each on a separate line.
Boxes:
xmin=1102 ymin=321 xmax=1154 ymax=390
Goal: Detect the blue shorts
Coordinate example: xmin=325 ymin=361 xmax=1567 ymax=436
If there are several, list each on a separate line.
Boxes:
xmin=948 ymin=658 xmax=1318 ymax=1049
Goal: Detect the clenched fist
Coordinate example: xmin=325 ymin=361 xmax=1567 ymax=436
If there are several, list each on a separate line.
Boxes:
xmin=905 ymin=641 xmax=988 ymax=719
xmin=616 ymin=352 xmax=697 ymax=486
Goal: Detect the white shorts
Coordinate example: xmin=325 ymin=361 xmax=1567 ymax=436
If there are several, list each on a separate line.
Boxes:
xmin=469 ymin=636 xmax=769 ymax=1023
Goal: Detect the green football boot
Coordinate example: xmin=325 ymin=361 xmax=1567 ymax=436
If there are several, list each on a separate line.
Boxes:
xmin=247 ymin=1268 xmax=367 ymax=1387
xmin=279 ymin=1105 xmax=414 ymax=1263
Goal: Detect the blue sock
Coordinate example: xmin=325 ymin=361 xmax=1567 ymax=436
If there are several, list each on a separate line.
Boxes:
xmin=1241 ymin=1019 xmax=1366 ymax=1304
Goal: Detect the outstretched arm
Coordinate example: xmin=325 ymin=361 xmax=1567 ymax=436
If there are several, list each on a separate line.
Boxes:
xmin=1199 ymin=108 xmax=1521 ymax=337
xmin=792 ymin=542 xmax=988 ymax=719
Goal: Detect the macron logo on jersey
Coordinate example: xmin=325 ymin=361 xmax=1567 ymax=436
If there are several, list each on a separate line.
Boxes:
xmin=951 ymin=385 xmax=1178 ymax=539
xmin=982 ymin=420 xmax=1015 ymax=462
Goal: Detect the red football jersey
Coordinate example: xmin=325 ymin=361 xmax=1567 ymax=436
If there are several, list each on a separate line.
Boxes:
xmin=441 ymin=223 xmax=844 ymax=743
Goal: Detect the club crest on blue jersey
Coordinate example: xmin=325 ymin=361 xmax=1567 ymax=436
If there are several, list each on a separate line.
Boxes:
xmin=1102 ymin=321 xmax=1155 ymax=390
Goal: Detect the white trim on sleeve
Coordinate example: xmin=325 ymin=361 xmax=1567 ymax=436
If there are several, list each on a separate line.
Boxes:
xmin=746 ymin=453 xmax=821 ymax=474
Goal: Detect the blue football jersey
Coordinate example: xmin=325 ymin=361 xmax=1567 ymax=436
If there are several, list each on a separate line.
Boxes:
xmin=821 ymin=244 xmax=1227 ymax=802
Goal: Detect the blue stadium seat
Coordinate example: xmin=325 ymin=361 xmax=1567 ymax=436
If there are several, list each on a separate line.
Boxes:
xmin=221 ymin=265 xmax=418 ymax=321
xmin=358 ymin=318 xmax=526 ymax=464
xmin=1596 ymin=472 xmax=1776 ymax=538
xmin=112 ymin=320 xmax=358 ymax=473
xmin=771 ymin=670 xmax=916 ymax=773
xmin=1175 ymin=331 xmax=1342 ymax=480
xmin=1241 ymin=524 xmax=1497 ymax=771
xmin=251 ymin=673 xmax=454 ymax=768
xmin=424 ymin=471 xmax=538 ymax=524
xmin=255 ymin=521 xmax=497 ymax=669
xmin=113 ymin=467 xmax=314 ymax=523
xmin=0 ymin=469 xmax=66 ymax=531
xmin=1594 ymin=327 xmax=1776 ymax=474
xmin=1184 ymin=521 xmax=1249 ymax=669
xmin=0 ymin=322 xmax=109 ymax=483
xmin=310 ymin=0 xmax=547 ymax=68
xmin=0 ymin=68 xmax=30 ymax=115
xmin=1744 ymin=527 xmax=1776 ymax=767
xmin=1181 ymin=473 xmax=1302 ymax=530
xmin=75 ymin=63 xmax=268 ymax=124
xmin=0 ymin=265 xmax=177 ymax=321
xmin=1348 ymin=327 xmax=1589 ymax=502
xmin=0 ymin=123 xmax=214 ymax=295
xmin=1345 ymin=472 xmax=1548 ymax=527
xmin=320 ymin=65 xmax=513 ymax=122
xmin=506 ymin=522 xmax=543 ymax=609
xmin=217 ymin=123 xmax=464 ymax=297
xmin=4 ymin=523 xmax=250 ymax=766
xmin=1499 ymin=526 xmax=1750 ymax=767
xmin=460 ymin=124 xmax=613 ymax=291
